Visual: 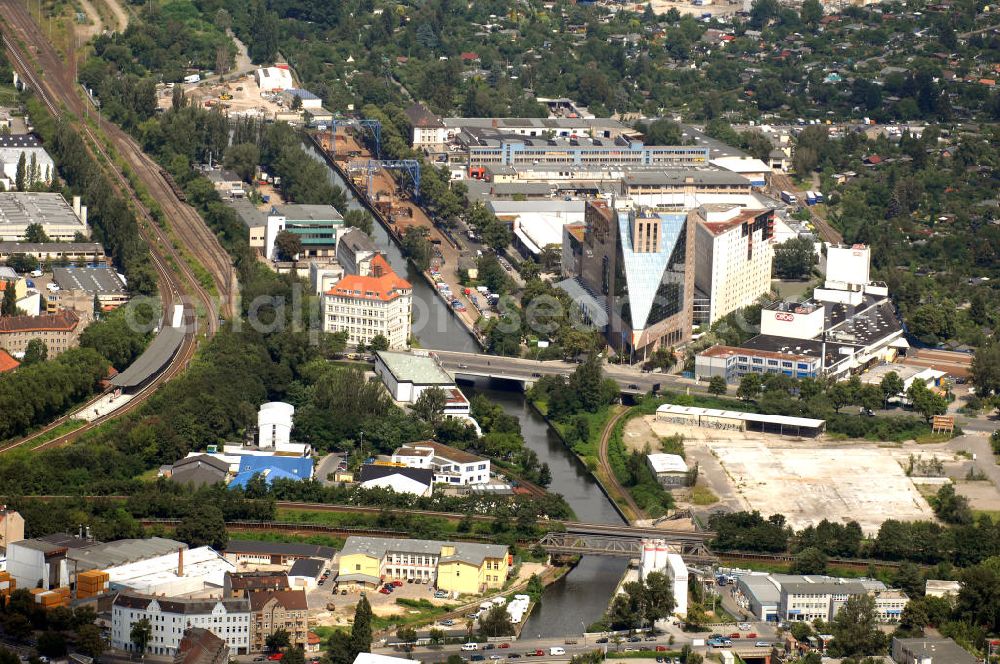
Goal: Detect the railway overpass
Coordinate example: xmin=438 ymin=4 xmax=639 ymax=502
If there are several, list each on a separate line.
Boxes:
xmin=539 ymin=523 xmax=715 ymax=563
xmin=430 ymin=349 xmax=700 ymax=395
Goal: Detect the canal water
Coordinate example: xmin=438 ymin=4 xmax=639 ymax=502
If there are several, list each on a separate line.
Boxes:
xmin=306 ymin=143 xmax=626 ymax=636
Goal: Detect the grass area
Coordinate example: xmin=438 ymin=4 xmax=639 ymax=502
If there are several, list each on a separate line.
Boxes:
xmin=973 ymin=510 xmax=1000 ymax=523
xmin=915 ymin=432 xmax=956 ymax=444
xmin=230 ymin=532 xmax=346 ymax=549
xmin=690 ymin=485 xmax=719 ymax=506
xmin=531 ymin=400 xmax=614 ymax=463
xmin=371 ymin=598 xmax=459 ymax=632
xmin=28 ymin=419 xmax=87 ymax=449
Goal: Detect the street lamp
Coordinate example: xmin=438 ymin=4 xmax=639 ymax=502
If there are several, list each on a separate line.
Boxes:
xmin=581 ymin=622 xmax=586 ymax=645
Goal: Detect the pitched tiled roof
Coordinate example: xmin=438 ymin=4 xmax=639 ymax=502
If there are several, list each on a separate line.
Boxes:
xmin=326 ymin=255 xmax=411 ymax=302
xmin=0 ymin=349 xmax=19 ymax=372
xmin=0 ymin=309 xmax=79 ymax=333
xmin=248 ymin=589 xmax=308 ymax=612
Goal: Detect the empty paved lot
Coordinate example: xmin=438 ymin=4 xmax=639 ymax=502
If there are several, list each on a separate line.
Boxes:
xmin=707 ymin=441 xmax=935 ymax=534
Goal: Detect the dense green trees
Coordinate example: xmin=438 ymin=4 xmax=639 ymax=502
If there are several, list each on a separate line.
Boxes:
xmin=773 ymin=237 xmax=817 ymax=279
xmin=606 ymin=571 xmax=676 ymax=631
xmin=529 ymin=357 xmax=619 ymax=420
xmin=79 ymin=306 xmax=152 ymax=370
xmin=0 ymin=348 xmax=108 ymax=441
xmin=26 ymin=101 xmax=157 ymax=295
xmin=709 ymin=511 xmax=791 ymax=553
xmin=829 ymin=595 xmax=887 ymax=658
xmin=176 ymin=504 xmax=229 ymax=549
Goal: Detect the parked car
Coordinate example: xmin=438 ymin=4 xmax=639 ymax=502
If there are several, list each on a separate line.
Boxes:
xmin=655 ymin=646 xmax=668 ymax=652
xmin=747 ymin=633 xmax=757 ymax=639
xmin=498 ymin=643 xmax=510 ymax=649
xmin=595 ymin=638 xmax=608 ymax=644
xmin=645 ymin=636 xmax=657 ymax=641
xmin=729 ymin=633 xmax=741 ymax=639
xmin=393 ymin=580 xmax=404 ymax=587
xmin=490 ymin=656 xmax=503 ymax=660
xmin=755 ymin=641 xmax=771 ymax=648
xmin=548 ymin=648 xmax=565 ymax=656
xmin=471 ymin=656 xmax=485 ymax=662
xmin=440 ymin=619 xmax=455 ymax=626
xmin=507 ymin=655 xmax=521 ymax=659
xmin=483 ymin=644 xmax=495 ymax=650
xmin=461 ymin=643 xmax=479 ymax=652
xmin=628 ymin=636 xmax=642 ymax=643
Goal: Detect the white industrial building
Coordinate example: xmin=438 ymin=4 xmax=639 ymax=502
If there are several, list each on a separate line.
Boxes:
xmin=373 ymin=351 xmax=461 ymax=404
xmin=255 ymin=66 xmax=294 ymax=92
xmin=112 ymin=591 xmax=251 ymax=656
xmin=258 ymin=402 xmax=294 ymax=449
xmin=639 ymin=540 xmax=688 ymax=617
xmin=105 ymin=546 xmax=236 ymax=596
xmin=0 ymin=193 xmax=89 ymax=242
xmin=357 ymin=465 xmax=434 ymax=496
xmin=0 ymin=135 xmax=55 ymax=190
xmin=692 ymin=205 xmax=774 ymax=324
xmin=391 ymin=441 xmax=491 ymax=486
xmin=487 ymin=200 xmax=585 ymax=258
xmin=709 ymin=156 xmax=771 ymax=187
xmin=645 ymin=453 xmax=690 ymax=487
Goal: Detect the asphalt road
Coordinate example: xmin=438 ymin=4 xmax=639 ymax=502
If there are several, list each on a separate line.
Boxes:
xmin=430 ymin=350 xmax=703 ymax=396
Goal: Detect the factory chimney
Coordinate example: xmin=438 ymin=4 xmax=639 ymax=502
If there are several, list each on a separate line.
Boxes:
xmin=177 ymin=547 xmax=184 ymax=577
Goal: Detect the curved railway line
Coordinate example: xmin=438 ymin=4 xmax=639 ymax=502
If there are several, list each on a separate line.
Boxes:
xmin=0 ymin=2 xmax=236 ymax=450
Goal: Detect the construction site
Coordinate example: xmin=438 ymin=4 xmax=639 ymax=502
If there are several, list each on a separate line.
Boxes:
xmin=311 ymin=126 xmax=483 ymax=334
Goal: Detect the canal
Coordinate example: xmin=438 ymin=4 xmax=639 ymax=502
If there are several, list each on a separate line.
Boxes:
xmin=306 ymin=143 xmax=626 ymax=636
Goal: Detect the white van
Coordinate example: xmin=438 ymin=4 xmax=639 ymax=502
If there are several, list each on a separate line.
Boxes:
xmin=549 ymin=647 xmax=565 ymax=656
xmin=462 ymin=643 xmax=479 ymax=651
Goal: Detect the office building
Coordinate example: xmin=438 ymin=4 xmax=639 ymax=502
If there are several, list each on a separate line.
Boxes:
xmin=338 ymin=536 xmax=509 ymax=594
xmin=0 ymin=193 xmax=88 ymax=242
xmin=691 ymin=205 xmax=774 ymax=324
xmin=112 ymin=592 xmax=251 ymax=656
xmin=264 ymin=204 xmax=344 ymax=261
xmin=560 ymin=200 xmax=694 ymax=362
xmin=249 ymin=590 xmax=310 ymax=652
xmin=0 ymin=309 xmax=83 ymax=358
xmin=621 ymin=170 xmax=753 ymax=209
xmin=392 ymin=441 xmax=491 ymax=486
xmin=322 ymin=255 xmax=412 ymax=349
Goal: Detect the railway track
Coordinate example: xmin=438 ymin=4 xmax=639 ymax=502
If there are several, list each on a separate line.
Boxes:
xmin=0 ymin=0 xmax=238 ymax=321
xmin=0 ymin=5 xmax=227 ymax=450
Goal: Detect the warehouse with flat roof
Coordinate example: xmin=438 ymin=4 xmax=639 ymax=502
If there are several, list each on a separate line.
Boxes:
xmin=655 ymin=403 xmax=826 ymax=437
xmin=0 ymin=193 xmax=89 ymax=241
